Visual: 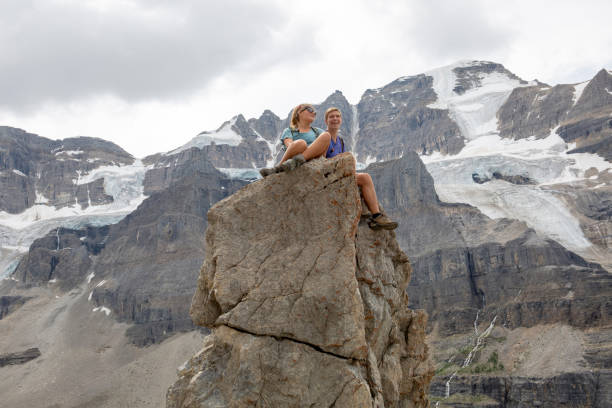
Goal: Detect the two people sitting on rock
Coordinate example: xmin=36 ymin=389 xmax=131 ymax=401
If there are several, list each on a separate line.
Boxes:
xmin=259 ymin=103 xmax=397 ymax=231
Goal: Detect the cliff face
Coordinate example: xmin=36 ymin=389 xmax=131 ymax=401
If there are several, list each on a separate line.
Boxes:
xmin=167 ymin=154 xmax=433 ymax=407
xmin=360 ymin=153 xmax=612 ymax=407
xmin=0 ymin=126 xmax=133 ymax=213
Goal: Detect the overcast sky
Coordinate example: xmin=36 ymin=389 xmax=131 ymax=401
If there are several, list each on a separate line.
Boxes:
xmin=1 ymin=0 xmax=611 ymax=158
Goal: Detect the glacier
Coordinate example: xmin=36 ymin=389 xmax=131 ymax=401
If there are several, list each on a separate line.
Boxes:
xmin=0 ymin=161 xmax=148 ymax=279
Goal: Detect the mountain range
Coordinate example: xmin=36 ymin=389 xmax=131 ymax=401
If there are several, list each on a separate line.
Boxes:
xmin=0 ymin=60 xmax=610 ymax=407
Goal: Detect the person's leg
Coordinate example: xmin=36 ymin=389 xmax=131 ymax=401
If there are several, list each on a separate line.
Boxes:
xmin=302 ymin=132 xmax=331 ymax=161
xmin=280 ymin=139 xmax=307 ymax=164
xmin=356 ymin=173 xmax=380 ymax=214
xmin=262 ymin=133 xmax=331 ymax=177
xmin=356 ymin=172 xmax=397 ymax=230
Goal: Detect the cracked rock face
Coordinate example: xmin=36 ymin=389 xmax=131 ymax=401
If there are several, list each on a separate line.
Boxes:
xmin=168 ymin=154 xmax=433 ymax=407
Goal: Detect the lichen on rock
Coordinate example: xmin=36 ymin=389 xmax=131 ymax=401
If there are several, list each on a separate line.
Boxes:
xmin=168 ymin=154 xmax=433 ymax=407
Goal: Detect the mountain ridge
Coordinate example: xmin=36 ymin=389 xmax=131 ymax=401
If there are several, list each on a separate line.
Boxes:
xmin=0 ymin=59 xmax=611 ymax=407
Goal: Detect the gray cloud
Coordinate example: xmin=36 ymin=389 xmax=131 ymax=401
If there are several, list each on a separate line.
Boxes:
xmin=0 ymin=0 xmax=297 ymax=111
xmin=405 ymin=0 xmax=514 ymax=62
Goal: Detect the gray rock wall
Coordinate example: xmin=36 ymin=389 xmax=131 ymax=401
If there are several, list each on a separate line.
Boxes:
xmin=431 ymin=371 xmax=612 ymax=408
xmin=497 ymin=84 xmax=575 ymax=140
xmin=90 ymin=162 xmax=248 ymax=346
xmin=355 ymin=75 xmax=464 ymax=161
xmin=14 ymin=226 xmax=110 ymax=291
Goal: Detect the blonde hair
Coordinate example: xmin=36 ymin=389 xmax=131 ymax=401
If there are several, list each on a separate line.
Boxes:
xmin=290 ymin=103 xmax=313 ymax=129
xmin=324 ymin=107 xmax=342 ymax=122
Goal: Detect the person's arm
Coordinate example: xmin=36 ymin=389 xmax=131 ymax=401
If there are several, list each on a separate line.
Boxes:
xmin=280 ymin=128 xmax=294 ymax=149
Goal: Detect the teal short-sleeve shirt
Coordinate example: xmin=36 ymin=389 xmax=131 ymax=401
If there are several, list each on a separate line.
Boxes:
xmin=281 ymin=127 xmax=324 ymax=146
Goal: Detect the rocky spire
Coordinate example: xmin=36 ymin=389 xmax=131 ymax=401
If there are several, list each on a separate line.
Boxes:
xmin=167 ymin=154 xmax=433 ymax=407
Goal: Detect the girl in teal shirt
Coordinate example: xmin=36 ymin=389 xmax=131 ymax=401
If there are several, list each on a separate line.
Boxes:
xmin=260 ymin=103 xmax=331 ymax=177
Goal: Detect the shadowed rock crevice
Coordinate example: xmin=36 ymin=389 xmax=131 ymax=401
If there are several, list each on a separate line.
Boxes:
xmin=0 ymin=295 xmax=30 ymax=319
xmin=0 ymin=348 xmax=41 ymax=367
xmin=222 ymin=321 xmax=364 ymax=363
xmin=168 ymin=154 xmax=433 ymax=407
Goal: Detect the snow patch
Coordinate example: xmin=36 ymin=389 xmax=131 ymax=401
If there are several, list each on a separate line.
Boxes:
xmin=35 ymin=191 xmax=49 ymax=204
xmin=253 ymin=129 xmax=278 ymax=168
xmin=365 ymin=155 xmax=377 ymax=166
xmin=0 ymin=258 xmax=21 ymax=280
xmin=93 ymin=306 xmax=111 ymax=316
xmin=12 ymin=169 xmax=27 ymax=177
xmin=573 ymin=81 xmax=590 ymax=105
xmin=167 ymin=117 xmax=243 ymax=155
xmin=56 ymin=150 xmax=84 ymax=156
xmin=218 ymin=168 xmax=261 ymax=181
xmin=87 ymin=272 xmax=95 ymax=283
xmin=426 ymin=61 xmax=532 ymax=140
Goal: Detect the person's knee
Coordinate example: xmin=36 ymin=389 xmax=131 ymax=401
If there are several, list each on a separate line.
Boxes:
xmin=356 ymin=172 xmax=373 ymax=186
xmin=291 ymin=139 xmax=307 ymax=151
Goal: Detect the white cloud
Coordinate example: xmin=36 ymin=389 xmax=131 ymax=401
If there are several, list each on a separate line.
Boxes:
xmin=0 ymin=0 xmax=295 ymax=109
xmin=1 ymin=0 xmax=611 ymax=157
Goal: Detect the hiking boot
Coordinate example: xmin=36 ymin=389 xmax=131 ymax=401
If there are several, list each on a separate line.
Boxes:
xmin=278 ymin=154 xmax=306 ymax=173
xmin=259 ymin=167 xmax=277 ymax=178
xmin=292 ymin=154 xmax=306 ymax=166
xmin=368 ymin=213 xmax=398 ymax=230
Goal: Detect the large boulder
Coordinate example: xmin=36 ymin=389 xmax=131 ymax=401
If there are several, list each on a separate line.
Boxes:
xmin=168 ymin=154 xmax=433 ymax=407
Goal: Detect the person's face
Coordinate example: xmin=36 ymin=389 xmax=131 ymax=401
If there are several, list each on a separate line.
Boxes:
xmin=298 ymin=105 xmax=316 ymax=123
xmin=325 ymin=111 xmax=342 ymax=130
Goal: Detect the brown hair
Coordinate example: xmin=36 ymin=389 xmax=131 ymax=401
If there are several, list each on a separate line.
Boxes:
xmin=290 ymin=103 xmax=313 ymax=129
xmin=324 ymin=107 xmax=342 ymax=122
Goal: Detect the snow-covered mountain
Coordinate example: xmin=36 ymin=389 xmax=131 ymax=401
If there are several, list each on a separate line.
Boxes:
xmin=153 ymin=60 xmax=612 ymax=266
xmin=1 ymin=60 xmax=611 ymax=407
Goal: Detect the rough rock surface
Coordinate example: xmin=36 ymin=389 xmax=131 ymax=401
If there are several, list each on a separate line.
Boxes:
xmin=167 ymin=154 xmax=433 ymax=407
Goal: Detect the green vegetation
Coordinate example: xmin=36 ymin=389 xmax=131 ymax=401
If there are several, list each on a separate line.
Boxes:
xmin=435 ymin=361 xmax=460 ymax=376
xmin=460 ymin=351 xmax=505 ymax=374
xmin=457 ymin=344 xmax=473 ymax=358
